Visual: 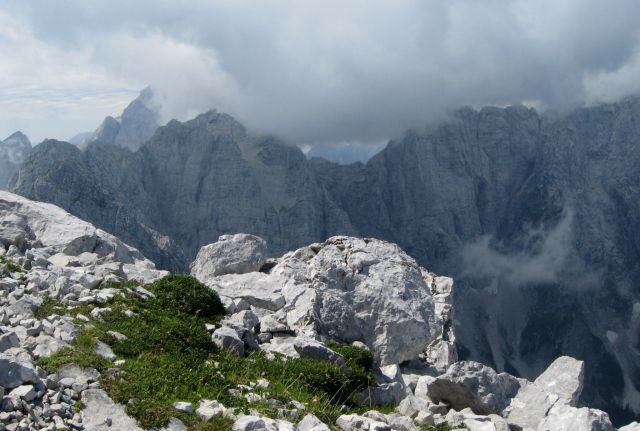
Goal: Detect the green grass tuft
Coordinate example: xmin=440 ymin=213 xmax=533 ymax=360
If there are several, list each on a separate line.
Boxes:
xmin=37 ymin=333 xmax=112 ymax=374
xmin=34 ymin=296 xmax=66 ymax=320
xmin=0 ymin=256 xmax=23 ymax=273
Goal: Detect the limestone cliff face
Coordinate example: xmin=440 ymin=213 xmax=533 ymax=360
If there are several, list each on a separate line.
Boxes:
xmin=0 ymin=131 xmax=31 ymax=189
xmin=12 ymin=111 xmax=355 ymax=272
xmin=311 ymin=98 xmax=640 ymax=424
xmin=9 ymin=96 xmax=640 ymax=424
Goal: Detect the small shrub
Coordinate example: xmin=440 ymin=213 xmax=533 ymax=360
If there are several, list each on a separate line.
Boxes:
xmin=330 ymin=343 xmax=374 ymax=371
xmin=147 ymin=275 xmax=225 ymax=320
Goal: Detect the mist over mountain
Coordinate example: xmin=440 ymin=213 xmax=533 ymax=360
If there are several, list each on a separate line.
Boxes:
xmin=9 ymin=93 xmax=640 ymax=425
xmin=0 ymin=131 xmax=31 ymax=189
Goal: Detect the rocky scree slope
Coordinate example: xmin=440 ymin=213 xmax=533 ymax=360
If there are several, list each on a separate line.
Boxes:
xmin=0 ymin=192 xmax=638 ymax=430
xmin=0 ymin=190 xmax=166 ymax=430
xmin=10 ymin=96 xmax=640 ymax=425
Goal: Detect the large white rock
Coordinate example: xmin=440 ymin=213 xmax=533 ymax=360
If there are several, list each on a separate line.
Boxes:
xmin=192 ymin=236 xmax=453 ymax=366
xmin=274 ymin=236 xmax=448 ymax=366
xmin=445 ymin=408 xmax=509 ymax=431
xmin=82 ymin=388 xmax=144 ymax=431
xmin=211 ymin=273 xmax=286 ymax=311
xmin=537 ymin=403 xmax=615 ymax=431
xmin=190 ymin=233 xmax=267 ymax=279
xmin=619 ymin=422 xmax=640 ymax=431
xmin=297 ymin=413 xmax=331 ymax=431
xmin=506 ymin=356 xmax=585 ymax=430
xmin=233 ymin=415 xmax=278 ymax=431
xmin=420 ymin=361 xmax=522 ymax=415
xmin=335 ymin=414 xmax=391 ymax=431
xmin=0 ymin=191 xmax=167 ymax=284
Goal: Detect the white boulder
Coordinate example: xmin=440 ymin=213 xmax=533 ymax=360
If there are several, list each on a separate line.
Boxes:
xmin=335 ymin=414 xmax=391 ymax=431
xmin=537 ymin=403 xmax=615 ymax=431
xmin=190 ymin=233 xmax=267 ymax=279
xmin=420 ymin=361 xmax=522 ymax=415
xmin=506 ymin=356 xmax=585 ymax=430
xmin=212 ymin=327 xmax=245 ymax=356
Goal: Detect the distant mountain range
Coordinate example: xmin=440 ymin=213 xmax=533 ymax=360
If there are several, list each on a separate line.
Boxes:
xmin=8 ymin=90 xmax=640 ymax=425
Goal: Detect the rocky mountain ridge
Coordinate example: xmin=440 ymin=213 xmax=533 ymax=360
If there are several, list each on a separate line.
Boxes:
xmin=1 ymin=191 xmax=638 ymax=431
xmin=9 ymin=95 xmax=640 ymax=425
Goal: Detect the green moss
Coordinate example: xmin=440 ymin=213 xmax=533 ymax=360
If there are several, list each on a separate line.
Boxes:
xmin=34 ymin=296 xmax=66 ymax=320
xmin=74 ymin=400 xmax=85 ymax=411
xmin=0 ymin=256 xmax=23 ymax=273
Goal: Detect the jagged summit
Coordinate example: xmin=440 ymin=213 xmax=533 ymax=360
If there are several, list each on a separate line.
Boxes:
xmin=4 ymin=130 xmax=30 ymax=144
xmin=79 ymin=87 xmax=160 ymax=152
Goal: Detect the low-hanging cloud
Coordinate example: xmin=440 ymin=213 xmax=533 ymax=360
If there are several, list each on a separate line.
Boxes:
xmin=2 ymin=0 xmax=640 ymax=146
xmin=460 ymin=208 xmax=601 ymax=289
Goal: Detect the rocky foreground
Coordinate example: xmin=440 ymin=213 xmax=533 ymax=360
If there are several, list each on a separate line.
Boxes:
xmin=0 ymin=190 xmax=638 ymax=431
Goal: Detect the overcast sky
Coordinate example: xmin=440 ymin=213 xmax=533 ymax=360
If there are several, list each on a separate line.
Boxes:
xmin=2 ymin=0 xmax=640 ymax=148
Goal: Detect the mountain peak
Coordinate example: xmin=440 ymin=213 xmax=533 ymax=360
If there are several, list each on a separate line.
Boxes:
xmin=3 ymin=131 xmax=31 ymax=147
xmin=79 ymin=87 xmax=160 ymax=152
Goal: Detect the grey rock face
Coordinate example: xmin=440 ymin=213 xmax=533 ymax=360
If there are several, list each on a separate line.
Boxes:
xmin=12 ymin=110 xmax=354 ymax=273
xmin=0 ymin=131 xmax=31 ymax=189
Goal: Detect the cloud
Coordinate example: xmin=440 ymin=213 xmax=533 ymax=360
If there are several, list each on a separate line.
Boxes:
xmin=1 ymin=1 xmax=640 ymax=146
xmin=460 ymin=208 xmax=601 ymax=289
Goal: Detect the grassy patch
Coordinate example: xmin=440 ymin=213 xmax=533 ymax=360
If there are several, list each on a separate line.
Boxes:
xmin=35 ymin=275 xmax=449 ymax=430
xmin=0 ymin=256 xmax=23 ymax=273
xmin=34 ymin=296 xmax=66 ymax=320
xmin=37 ymin=333 xmax=112 ymax=374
